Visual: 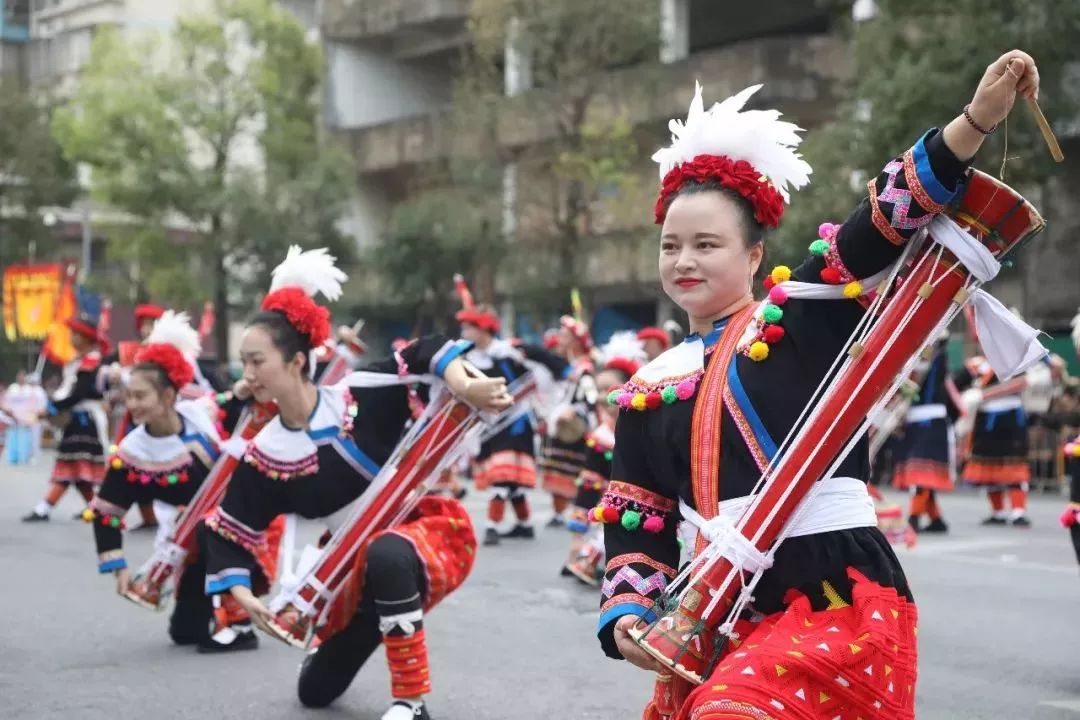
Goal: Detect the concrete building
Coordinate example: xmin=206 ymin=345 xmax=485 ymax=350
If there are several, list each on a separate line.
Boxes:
xmin=321 ymin=0 xmax=1080 ymax=343
xmin=1 ymin=0 xmax=29 ymax=83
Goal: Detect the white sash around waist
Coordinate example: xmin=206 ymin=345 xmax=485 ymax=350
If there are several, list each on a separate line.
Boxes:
xmin=679 ymin=476 xmax=877 ymax=571
xmin=981 ymin=397 xmax=1023 ymax=413
xmin=905 ymin=403 xmax=946 ymax=423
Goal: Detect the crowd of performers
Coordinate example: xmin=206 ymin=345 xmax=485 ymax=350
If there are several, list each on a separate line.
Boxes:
xmin=12 ymin=47 xmax=1079 ymax=720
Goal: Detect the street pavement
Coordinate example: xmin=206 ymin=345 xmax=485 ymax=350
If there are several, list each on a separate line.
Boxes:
xmin=2 ymin=456 xmax=1080 ymax=719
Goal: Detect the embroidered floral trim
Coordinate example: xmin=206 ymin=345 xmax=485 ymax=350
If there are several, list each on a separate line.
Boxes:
xmin=205 ymin=507 xmax=267 ymax=556
xmin=592 ymin=480 xmax=675 ymax=533
xmin=604 ymin=553 xmax=676 ymax=579
xmin=244 ymin=443 xmax=319 ymax=480
xmin=600 ymin=592 xmax=656 ymax=617
xmin=609 ymin=369 xmax=704 ymax=411
xmin=602 ymin=566 xmax=669 ymax=599
xmin=902 ymin=148 xmax=945 ymax=214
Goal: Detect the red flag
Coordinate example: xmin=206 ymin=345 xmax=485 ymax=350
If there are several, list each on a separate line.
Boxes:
xmin=198 ymin=301 xmax=214 ymax=344
xmin=42 ymin=265 xmax=78 ymax=365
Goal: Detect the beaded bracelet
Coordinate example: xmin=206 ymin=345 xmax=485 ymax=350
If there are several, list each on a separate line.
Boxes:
xmin=963 ymin=104 xmax=997 ymax=135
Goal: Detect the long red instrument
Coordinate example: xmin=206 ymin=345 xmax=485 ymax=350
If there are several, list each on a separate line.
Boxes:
xmin=123 ymin=353 xmax=353 ymax=610
xmin=630 ymin=169 xmax=1045 ymax=683
xmin=265 ymin=374 xmax=538 ymax=648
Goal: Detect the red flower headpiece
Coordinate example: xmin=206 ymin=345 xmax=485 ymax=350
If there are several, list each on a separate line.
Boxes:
xmin=262 ymin=287 xmax=332 ymax=349
xmin=636 ymin=326 xmax=671 ymax=351
xmin=604 ymin=356 xmax=641 ymax=379
xmin=560 ymin=315 xmax=593 ymax=351
xmin=135 ymin=304 xmax=165 ymax=323
xmin=134 ymin=343 xmax=195 ymax=389
xmin=655 ymin=154 xmax=785 ymax=228
xmin=456 ymin=309 xmax=501 ymax=334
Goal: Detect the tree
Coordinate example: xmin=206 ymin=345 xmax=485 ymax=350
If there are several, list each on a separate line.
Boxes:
xmin=773 ymin=0 xmax=1080 ymax=263
xmin=442 ymin=0 xmax=660 ymax=317
xmin=52 ymin=0 xmax=355 ymax=360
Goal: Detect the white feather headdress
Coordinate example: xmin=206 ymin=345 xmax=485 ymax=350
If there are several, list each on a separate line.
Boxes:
xmin=600 ymin=331 xmax=647 ymax=366
xmin=146 ymin=310 xmax=200 ymax=359
xmin=269 ymin=246 xmax=347 ymax=301
xmin=652 ymin=83 xmax=813 ymax=204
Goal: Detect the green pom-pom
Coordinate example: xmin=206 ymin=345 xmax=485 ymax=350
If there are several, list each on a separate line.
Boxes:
xmin=809 ymin=239 xmax=829 ymax=256
xmin=621 ymin=509 xmax=642 ymax=531
xmin=216 ymin=393 xmax=228 ymax=405
xmin=660 ymin=386 xmax=678 ymax=404
xmin=348 ymin=404 xmax=359 ymax=417
xmin=110 ymin=516 xmax=121 ymax=528
xmin=604 ymin=450 xmax=614 ymax=461
xmin=167 ymin=473 xmax=179 ymax=485
xmin=607 ymin=389 xmax=621 ymax=405
xmin=762 ymin=304 xmax=784 ymax=324
xmin=575 ymin=477 xmax=584 ymax=488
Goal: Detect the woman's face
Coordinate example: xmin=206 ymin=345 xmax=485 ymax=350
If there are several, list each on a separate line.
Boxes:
xmin=125 ymin=370 xmax=172 ymax=428
xmin=71 ymin=332 xmax=92 ymax=354
xmin=659 ymin=191 xmax=762 ymax=322
xmin=239 ymin=325 xmax=304 ymax=404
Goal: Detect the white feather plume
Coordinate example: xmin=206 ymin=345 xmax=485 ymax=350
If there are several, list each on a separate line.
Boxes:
xmin=600 ymin=331 xmax=647 ymax=366
xmin=652 ymin=83 xmax=813 ymax=203
xmin=1071 ymin=307 xmax=1080 ymax=353
xmin=146 ymin=311 xmax=201 ymax=358
xmin=269 ymin=246 xmax=347 ymax=302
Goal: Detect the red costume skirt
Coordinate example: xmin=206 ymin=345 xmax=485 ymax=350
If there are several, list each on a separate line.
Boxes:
xmin=644 ymin=570 xmax=917 ymax=720
xmin=320 ymin=496 xmax=476 ymax=640
xmin=472 ymin=449 xmax=537 ymax=490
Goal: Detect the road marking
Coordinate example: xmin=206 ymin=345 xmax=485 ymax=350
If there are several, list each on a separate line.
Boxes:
xmin=918 ymin=552 xmax=1077 ymax=575
xmin=1040 ymin=700 xmax=1080 ymax=712
xmin=894 ymin=538 xmax=1018 ymax=556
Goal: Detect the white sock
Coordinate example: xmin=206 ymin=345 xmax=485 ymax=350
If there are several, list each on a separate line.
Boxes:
xmin=34 ymin=501 xmax=51 ymax=516
xmin=1009 ymin=508 xmax=1026 ymax=520
xmin=381 ymin=699 xmax=423 ymax=720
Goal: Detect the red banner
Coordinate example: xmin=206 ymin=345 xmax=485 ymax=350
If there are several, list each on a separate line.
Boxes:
xmin=2 ymin=264 xmax=63 ymax=341
xmin=41 ymin=267 xmax=78 ymax=365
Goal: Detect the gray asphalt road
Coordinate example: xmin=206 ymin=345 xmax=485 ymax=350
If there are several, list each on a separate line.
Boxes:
xmin=2 ymin=457 xmax=1079 ymax=719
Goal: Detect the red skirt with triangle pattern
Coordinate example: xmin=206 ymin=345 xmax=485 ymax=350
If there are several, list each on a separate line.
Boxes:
xmin=671 ymin=569 xmax=917 ymax=720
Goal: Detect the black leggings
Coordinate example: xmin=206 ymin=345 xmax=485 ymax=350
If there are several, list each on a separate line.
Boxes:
xmin=297 ymin=533 xmax=426 ymax=708
xmin=168 ymin=559 xmax=214 ymax=645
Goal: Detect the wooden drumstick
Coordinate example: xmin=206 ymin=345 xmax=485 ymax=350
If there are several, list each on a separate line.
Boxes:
xmin=1027 ymin=97 xmax=1064 ymax=163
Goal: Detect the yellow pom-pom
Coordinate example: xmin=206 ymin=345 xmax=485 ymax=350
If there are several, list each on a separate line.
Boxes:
xmin=842 ymin=281 xmax=863 ymax=299
xmin=631 ymin=393 xmax=647 ymax=411
xmin=592 ymin=507 xmax=605 ymax=522
xmin=1073 ymin=444 xmax=1080 ymax=458
xmin=770 ymin=265 xmax=792 ymax=284
xmin=109 ymin=444 xmax=119 ymax=454
xmin=81 ymin=508 xmax=95 ymax=522
xmin=110 ymin=457 xmax=123 ymax=470
xmin=586 ymin=437 xmax=596 ymax=448
xmin=748 ymin=341 xmax=770 ymax=362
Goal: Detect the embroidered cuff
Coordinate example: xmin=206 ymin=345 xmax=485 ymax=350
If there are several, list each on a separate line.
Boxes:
xmin=431 ymin=339 xmax=473 ymax=378
xmin=593 ymin=480 xmax=676 ymax=533
xmin=602 ymin=565 xmax=670 ymax=599
xmin=98 ymin=550 xmax=127 ymax=574
xmin=205 ymin=568 xmax=252 ymax=594
xmin=908 ymin=130 xmax=955 ymax=208
xmin=598 ymin=595 xmax=657 ymax=633
xmin=205 ymin=508 xmax=267 ymax=553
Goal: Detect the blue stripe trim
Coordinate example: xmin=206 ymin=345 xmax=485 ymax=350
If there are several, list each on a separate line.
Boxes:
xmin=434 ymin=340 xmax=472 ymax=377
xmin=912 ymin=131 xmax=955 ymax=206
xmin=98 ymin=558 xmax=127 ymax=573
xmin=205 ymin=573 xmax=251 ymax=594
xmin=727 ymin=359 xmax=779 ymax=462
xmin=309 ymin=427 xmax=381 ymax=477
xmin=598 ymin=602 xmax=656 ymax=633
xmin=181 ymin=433 xmax=221 ymax=462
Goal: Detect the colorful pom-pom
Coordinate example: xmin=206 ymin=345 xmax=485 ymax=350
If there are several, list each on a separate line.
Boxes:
xmin=616 ymin=392 xmax=633 ymax=409
xmin=842 ymin=281 xmax=863 ymax=299
xmin=586 ymin=437 xmax=597 ymax=448
xmin=809 ymin=239 xmax=829 ymax=256
xmin=1065 ymin=443 xmax=1075 ymax=456
xmin=575 ymin=477 xmax=584 ymax=488
xmin=607 ymin=389 xmax=621 ymax=405
xmin=81 ymin=508 xmax=95 ymax=522
xmin=602 ymin=506 xmax=620 ymax=524
xmin=770 ymin=266 xmax=791 ymax=284
xmin=1060 ymin=507 xmax=1078 ymax=528
xmin=604 ymin=450 xmax=614 ymax=461
xmin=768 ymin=285 xmax=788 ymax=305
xmin=1072 ymin=443 xmax=1080 ymax=458
xmin=645 ymin=392 xmax=662 ymax=410
xmin=748 ymin=341 xmax=770 ymax=362
xmin=110 ymin=516 xmax=121 ymax=529
xmin=762 ymin=304 xmax=783 ymax=324
xmin=216 ymin=393 xmax=228 ymax=405
xmin=763 ymin=325 xmax=786 ymax=344
xmin=591 ymin=507 xmax=605 ymax=522
xmin=820 ymin=267 xmax=842 ymax=284
xmin=631 ymin=393 xmax=647 ymax=411
xmin=762 ymin=276 xmax=775 ymax=291
xmin=138 ymin=473 xmax=151 ymax=485
xmin=675 ymin=380 xmax=696 ymax=401
xmin=167 ymin=473 xmax=179 ymax=485
xmin=661 ymin=385 xmax=678 ymax=404
xmin=818 ymin=222 xmax=840 ymax=239
xmin=643 ymin=515 xmax=665 ymax=533
xmin=621 ymin=510 xmax=642 ymax=531
xmin=110 ymin=457 xmax=123 ymax=470
xmin=348 ymin=404 xmax=359 ymax=417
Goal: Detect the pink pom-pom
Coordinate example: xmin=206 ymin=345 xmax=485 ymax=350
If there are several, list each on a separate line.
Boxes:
xmin=768 ymin=285 xmax=788 ymax=305
xmin=1060 ymin=507 xmax=1078 ymax=528
xmin=675 ymin=380 xmax=696 ymax=400
xmin=1066 ymin=442 xmax=1077 ymax=457
xmin=616 ymin=392 xmax=633 ymax=408
xmin=818 ymin=222 xmax=839 ymax=240
xmin=643 ymin=515 xmax=665 ymax=533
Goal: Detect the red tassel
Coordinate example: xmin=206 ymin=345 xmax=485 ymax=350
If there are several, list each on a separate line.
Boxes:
xmin=820 ymin=267 xmax=843 ymax=284
xmin=762 ymin=276 xmax=775 ymax=291
xmin=763 ymin=325 xmax=786 ymax=343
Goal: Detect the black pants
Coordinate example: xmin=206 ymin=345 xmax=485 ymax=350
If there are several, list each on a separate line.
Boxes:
xmin=168 ymin=558 xmax=214 ymax=645
xmin=297 ymin=533 xmax=426 ymax=708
